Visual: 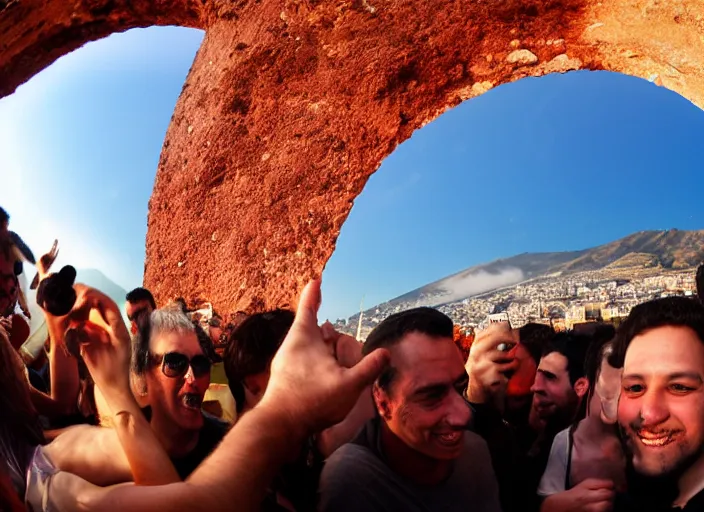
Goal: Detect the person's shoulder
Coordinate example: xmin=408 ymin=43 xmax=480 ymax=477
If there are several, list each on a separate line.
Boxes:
xmin=549 ymin=427 xmax=571 ymax=456
xmin=319 ymin=444 xmax=395 ymax=511
xmin=553 ymin=427 xmax=570 ymax=444
xmin=321 ymin=442 xmax=392 ymax=488
xmin=324 ymin=442 xmax=378 ymax=473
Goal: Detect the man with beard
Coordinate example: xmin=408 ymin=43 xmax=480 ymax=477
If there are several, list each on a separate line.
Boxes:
xmin=527 ymin=333 xmax=591 ymax=482
xmin=611 ymin=297 xmax=704 ymax=511
xmin=319 ymin=307 xmax=501 ymax=512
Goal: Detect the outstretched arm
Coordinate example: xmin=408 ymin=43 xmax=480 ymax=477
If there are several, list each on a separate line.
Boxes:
xmin=40 ymin=281 xmax=389 ymax=512
xmin=43 ymin=425 xmax=131 ymax=486
xmin=40 ymin=283 xmax=178 ymax=487
xmin=73 ymin=288 xmax=180 ymax=486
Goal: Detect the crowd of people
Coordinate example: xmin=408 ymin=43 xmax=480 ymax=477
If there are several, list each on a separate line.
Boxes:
xmin=2 ymin=203 xmax=704 ymax=511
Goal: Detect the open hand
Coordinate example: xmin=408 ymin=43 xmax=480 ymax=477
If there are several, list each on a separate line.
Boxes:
xmin=260 ymin=280 xmax=389 ymax=437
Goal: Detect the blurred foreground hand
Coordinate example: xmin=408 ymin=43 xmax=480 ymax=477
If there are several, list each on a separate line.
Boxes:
xmin=260 ymin=280 xmax=390 ymax=436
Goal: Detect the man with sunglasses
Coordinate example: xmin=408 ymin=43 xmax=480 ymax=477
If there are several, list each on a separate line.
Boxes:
xmin=132 ymin=307 xmax=229 ymax=478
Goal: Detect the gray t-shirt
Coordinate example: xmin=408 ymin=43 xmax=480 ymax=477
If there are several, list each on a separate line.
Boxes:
xmin=319 ymin=419 xmax=502 ymax=512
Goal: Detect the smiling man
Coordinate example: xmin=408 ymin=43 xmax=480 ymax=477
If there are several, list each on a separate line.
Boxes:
xmin=530 ymin=333 xmax=591 ymax=433
xmin=611 ymin=297 xmax=704 ymax=511
xmin=319 ymin=307 xmax=501 ymax=512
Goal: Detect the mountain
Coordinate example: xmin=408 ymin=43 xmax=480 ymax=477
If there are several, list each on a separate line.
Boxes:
xmin=74 ymin=268 xmax=129 ymax=304
xmin=24 ymin=268 xmax=128 ymax=334
xmin=352 ymin=229 xmax=704 ymax=317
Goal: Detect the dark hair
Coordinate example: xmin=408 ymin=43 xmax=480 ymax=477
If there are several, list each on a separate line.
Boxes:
xmin=223 ymin=309 xmax=294 ymax=412
xmin=174 ymin=297 xmax=188 ymax=313
xmin=610 ymin=296 xmax=704 ymax=368
xmin=0 ymin=207 xmax=8 ymax=225
xmin=125 ymin=287 xmax=156 ymax=310
xmin=194 ymin=322 xmax=222 ymax=364
xmin=577 ymin=325 xmax=617 ymax=421
xmin=36 ymin=265 xmax=77 ymax=316
xmin=697 ymin=264 xmax=704 ymax=304
xmin=362 ymin=307 xmax=454 ymax=391
xmin=542 ymin=331 xmax=593 ymax=386
xmin=519 ymin=323 xmax=555 ymax=364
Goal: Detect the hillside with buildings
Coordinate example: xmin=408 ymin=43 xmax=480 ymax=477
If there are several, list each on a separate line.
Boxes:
xmin=334 ymin=229 xmax=703 ymax=339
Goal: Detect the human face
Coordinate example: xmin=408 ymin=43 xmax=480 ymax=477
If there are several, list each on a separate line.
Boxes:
xmin=146 ymin=330 xmax=210 ymax=431
xmin=595 ymin=351 xmax=622 ymax=424
xmin=618 ymin=326 xmax=704 ymax=478
xmin=0 ymin=256 xmax=18 ymax=316
xmin=531 ymin=351 xmax=579 ymax=426
xmin=126 ymin=300 xmax=154 ymax=335
xmin=374 ymin=332 xmax=471 ymax=460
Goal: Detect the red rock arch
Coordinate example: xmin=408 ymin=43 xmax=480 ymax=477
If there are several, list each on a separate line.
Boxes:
xmin=2 ymin=0 xmax=703 ymax=314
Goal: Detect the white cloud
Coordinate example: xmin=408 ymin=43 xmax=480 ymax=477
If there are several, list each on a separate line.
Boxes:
xmin=428 ymin=267 xmax=525 ymax=305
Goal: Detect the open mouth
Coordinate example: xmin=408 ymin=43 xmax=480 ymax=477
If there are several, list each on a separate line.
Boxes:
xmin=637 ymin=430 xmax=679 ymax=448
xmin=181 ymin=393 xmax=203 ymax=410
xmin=435 ymin=431 xmax=463 ymax=446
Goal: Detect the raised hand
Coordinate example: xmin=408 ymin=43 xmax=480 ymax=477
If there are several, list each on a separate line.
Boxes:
xmin=465 ymin=321 xmax=520 ymax=406
xmin=260 ymin=280 xmax=389 ymax=437
xmin=66 ymin=288 xmax=132 ymax=403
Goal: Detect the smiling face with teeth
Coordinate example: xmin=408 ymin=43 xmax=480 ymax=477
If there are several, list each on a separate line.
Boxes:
xmin=619 ymin=325 xmax=704 ymax=478
xmin=373 ymin=331 xmax=471 ymax=462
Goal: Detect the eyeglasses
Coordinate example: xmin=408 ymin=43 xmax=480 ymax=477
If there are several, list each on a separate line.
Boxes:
xmin=151 ymin=352 xmax=211 ymax=379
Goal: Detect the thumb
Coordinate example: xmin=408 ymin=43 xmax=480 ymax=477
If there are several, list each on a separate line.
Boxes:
xmin=344 ymin=348 xmax=390 ymax=391
xmin=295 ymin=280 xmax=321 ymax=328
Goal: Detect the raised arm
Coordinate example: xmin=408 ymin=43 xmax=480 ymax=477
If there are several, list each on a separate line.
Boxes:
xmin=43 ymin=425 xmax=132 ymax=486
xmin=39 ymin=281 xmax=390 ymax=512
xmin=43 ymin=313 xmax=81 ymax=416
xmin=72 ymin=289 xmax=179 ymax=486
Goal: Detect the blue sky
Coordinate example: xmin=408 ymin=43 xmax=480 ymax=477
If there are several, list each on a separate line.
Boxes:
xmin=1 ymin=27 xmax=702 ymax=322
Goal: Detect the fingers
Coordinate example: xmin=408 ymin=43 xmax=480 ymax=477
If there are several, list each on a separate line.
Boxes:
xmin=492 ymin=359 xmax=520 ymax=373
xmin=581 ymin=479 xmax=615 ymax=490
xmin=321 ymin=321 xmax=337 ymax=343
xmin=295 ymin=280 xmax=322 ymax=328
xmin=345 ymin=348 xmax=390 ymax=391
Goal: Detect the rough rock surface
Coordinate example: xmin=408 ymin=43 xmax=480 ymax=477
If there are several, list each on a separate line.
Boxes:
xmin=2 ymin=0 xmax=703 ymax=314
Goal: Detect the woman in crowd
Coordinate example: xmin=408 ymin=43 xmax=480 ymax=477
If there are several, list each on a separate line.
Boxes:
xmin=538 ymin=328 xmax=626 ymax=511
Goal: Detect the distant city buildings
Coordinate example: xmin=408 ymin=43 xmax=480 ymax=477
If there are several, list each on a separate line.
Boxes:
xmin=334 ymin=267 xmax=697 ymax=340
